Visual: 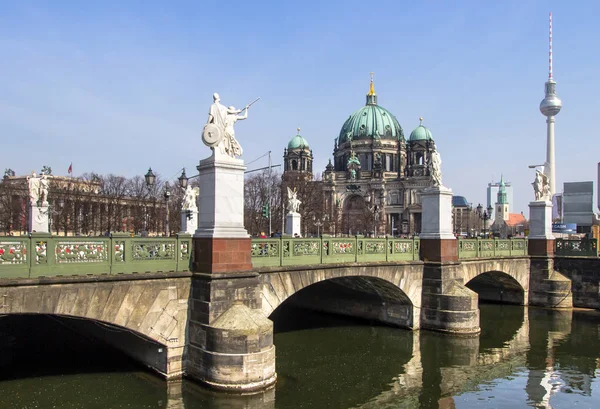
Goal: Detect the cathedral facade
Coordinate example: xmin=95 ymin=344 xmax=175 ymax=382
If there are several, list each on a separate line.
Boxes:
xmin=282 ymin=77 xmax=440 ymax=236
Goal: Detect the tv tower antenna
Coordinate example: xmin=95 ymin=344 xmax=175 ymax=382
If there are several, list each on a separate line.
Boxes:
xmin=539 ymin=11 xmax=562 ymax=197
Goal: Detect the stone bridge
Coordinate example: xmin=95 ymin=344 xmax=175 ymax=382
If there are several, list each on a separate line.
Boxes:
xmin=0 ymin=234 xmax=597 ymax=393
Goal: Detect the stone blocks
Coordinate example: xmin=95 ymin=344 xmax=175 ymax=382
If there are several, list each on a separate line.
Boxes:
xmin=528 ymin=200 xmax=554 ymax=240
xmin=420 ymin=186 xmax=455 ymax=240
xmin=195 ymin=154 xmax=248 ymax=239
xmin=285 ymin=212 xmax=301 ymax=237
xmin=187 ymin=302 xmax=276 ymax=392
xmin=193 ymin=237 xmax=252 ymax=274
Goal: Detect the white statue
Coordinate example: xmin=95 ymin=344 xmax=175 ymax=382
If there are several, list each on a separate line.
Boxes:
xmin=430 ymin=144 xmax=442 ymax=186
xmin=182 ymin=186 xmax=199 ymax=211
xmin=202 ymin=93 xmax=259 ymax=158
xmin=287 ymin=187 xmax=301 ymax=213
xmin=533 ymin=169 xmax=550 ymax=201
xmin=27 ymin=171 xmax=41 ymax=204
xmin=224 ymin=106 xmax=246 ymax=157
xmin=39 ymin=173 xmax=49 ymax=205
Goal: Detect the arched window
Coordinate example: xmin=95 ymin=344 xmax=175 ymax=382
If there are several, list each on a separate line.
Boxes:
xmin=292 ymin=160 xmax=298 ymax=170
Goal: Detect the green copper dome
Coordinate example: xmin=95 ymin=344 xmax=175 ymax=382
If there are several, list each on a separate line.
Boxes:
xmin=337 ymin=81 xmax=404 ymax=144
xmin=287 ymin=132 xmax=309 ymax=150
xmin=409 ymin=122 xmax=433 ymax=142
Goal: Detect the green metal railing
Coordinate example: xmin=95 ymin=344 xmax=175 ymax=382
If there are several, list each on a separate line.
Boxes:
xmin=251 ymin=236 xmax=420 ymax=268
xmin=0 ymin=233 xmax=192 ymax=279
xmin=457 ymin=238 xmax=528 ymax=259
xmin=555 ymin=238 xmax=598 ymax=257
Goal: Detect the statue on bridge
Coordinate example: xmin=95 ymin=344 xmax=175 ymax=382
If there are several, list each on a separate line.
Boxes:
xmin=182 ymin=185 xmax=200 ymax=211
xmin=202 ymin=93 xmax=259 ymax=159
xmin=287 ymin=187 xmax=301 ymax=214
xmin=429 ymin=143 xmax=442 ymax=187
xmin=27 ymin=171 xmax=41 ymax=205
xmin=532 ymin=168 xmax=550 ymax=201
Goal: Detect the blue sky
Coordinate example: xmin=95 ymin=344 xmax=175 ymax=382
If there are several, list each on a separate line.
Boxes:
xmin=1 ymin=0 xmax=599 ymax=215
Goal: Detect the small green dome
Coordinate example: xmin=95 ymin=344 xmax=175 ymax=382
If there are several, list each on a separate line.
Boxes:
xmin=409 ymin=124 xmax=433 ymax=142
xmin=288 ymin=132 xmax=309 ymax=150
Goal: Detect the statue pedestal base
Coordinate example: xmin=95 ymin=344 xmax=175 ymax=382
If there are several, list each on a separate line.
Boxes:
xmin=193 ymin=153 xmax=251 ymax=274
xmin=528 ymin=200 xmax=554 ymax=240
xmin=29 ymin=203 xmax=49 ymax=233
xmin=181 ymin=210 xmax=198 ymax=235
xmin=285 ymin=212 xmax=301 ymax=237
xmin=194 ymin=154 xmax=248 ymax=239
xmin=528 ymin=200 xmax=555 ymax=257
xmin=419 ymin=186 xmax=455 ymax=240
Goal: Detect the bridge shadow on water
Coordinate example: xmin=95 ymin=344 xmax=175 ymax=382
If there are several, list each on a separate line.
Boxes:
xmin=0 ymin=314 xmax=172 ymax=408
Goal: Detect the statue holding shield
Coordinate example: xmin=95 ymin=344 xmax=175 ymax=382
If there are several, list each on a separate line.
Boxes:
xmin=202 ymin=93 xmax=259 ymax=158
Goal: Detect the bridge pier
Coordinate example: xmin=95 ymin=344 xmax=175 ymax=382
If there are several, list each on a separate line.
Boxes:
xmin=420 ymin=261 xmax=480 ymax=335
xmin=419 ymin=186 xmax=480 ymax=335
xmin=187 ymin=271 xmax=277 ymax=392
xmin=528 ymin=201 xmax=572 ymax=308
xmin=186 ymin=154 xmax=276 ymax=392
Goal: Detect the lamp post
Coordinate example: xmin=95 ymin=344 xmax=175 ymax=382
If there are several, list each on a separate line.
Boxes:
xmin=312 ymin=214 xmax=328 ymax=237
xmin=466 ymin=203 xmax=472 ymax=238
xmin=476 ymin=203 xmax=493 ymax=238
xmin=163 ymin=182 xmax=171 ymax=236
xmin=145 ymin=167 xmax=172 ymax=236
xmin=144 ymin=168 xmax=156 ymax=234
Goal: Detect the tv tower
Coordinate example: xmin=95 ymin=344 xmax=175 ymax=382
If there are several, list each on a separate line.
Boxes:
xmin=539 ymin=12 xmax=562 ymax=196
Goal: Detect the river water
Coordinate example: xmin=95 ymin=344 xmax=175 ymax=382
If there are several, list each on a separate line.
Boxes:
xmin=1 ymin=304 xmax=599 ymax=409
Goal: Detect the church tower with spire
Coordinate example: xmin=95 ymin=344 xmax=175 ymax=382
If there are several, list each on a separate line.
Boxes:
xmin=495 ymin=176 xmax=509 ymax=223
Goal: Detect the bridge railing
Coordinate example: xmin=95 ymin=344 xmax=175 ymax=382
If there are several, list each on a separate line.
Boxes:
xmin=555 ymin=238 xmax=598 ymax=257
xmin=458 ymin=238 xmax=528 ymax=259
xmin=251 ymin=236 xmax=420 ymax=268
xmin=0 ymin=233 xmax=193 ymax=279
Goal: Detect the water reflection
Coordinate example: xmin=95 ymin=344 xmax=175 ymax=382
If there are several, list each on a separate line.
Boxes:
xmin=0 ymin=306 xmax=599 ymax=408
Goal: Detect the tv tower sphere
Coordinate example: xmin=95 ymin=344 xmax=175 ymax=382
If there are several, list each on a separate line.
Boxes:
xmin=540 ymin=80 xmax=562 ymax=117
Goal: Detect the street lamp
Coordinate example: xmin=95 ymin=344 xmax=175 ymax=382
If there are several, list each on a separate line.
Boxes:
xmin=163 ymin=182 xmax=171 ymax=236
xmin=476 ymin=203 xmax=493 ymax=238
xmin=178 ymin=168 xmax=188 ymax=189
xmin=312 ymin=214 xmax=328 ymax=237
xmin=145 ymin=167 xmax=171 ymax=236
xmin=145 ymin=168 xmax=156 ymax=187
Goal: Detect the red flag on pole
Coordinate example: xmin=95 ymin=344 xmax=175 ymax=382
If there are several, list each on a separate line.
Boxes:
xmin=68 ymin=163 xmax=73 ymax=175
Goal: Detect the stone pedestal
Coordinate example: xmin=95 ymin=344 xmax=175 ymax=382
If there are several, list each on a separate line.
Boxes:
xmin=195 ymin=154 xmax=248 ymax=239
xmin=420 ymin=186 xmax=455 ymax=240
xmin=29 ymin=203 xmax=49 ymax=233
xmin=419 ymin=186 xmax=479 ymax=334
xmin=193 ymin=153 xmax=252 ymax=274
xmin=188 ymin=275 xmax=277 ymax=392
xmin=420 ymin=186 xmax=457 ymax=262
xmin=528 ymin=200 xmax=554 ymax=256
xmin=285 ymin=212 xmax=301 ymax=237
xmin=527 ymin=200 xmax=572 ymax=308
xmin=180 ymin=209 xmax=198 ymax=235
xmin=420 ymin=263 xmax=480 ymax=335
xmin=188 ymin=151 xmax=276 ymax=392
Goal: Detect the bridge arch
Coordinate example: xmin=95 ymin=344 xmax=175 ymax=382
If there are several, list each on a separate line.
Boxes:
xmin=461 ymin=258 xmax=530 ymax=305
xmin=0 ymin=276 xmax=189 ymax=377
xmin=260 ymin=263 xmax=423 ymax=329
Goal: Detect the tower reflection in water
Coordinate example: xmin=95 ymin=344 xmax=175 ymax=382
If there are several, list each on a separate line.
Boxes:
xmin=1 ymin=305 xmax=599 ymax=409
xmin=172 ymin=305 xmax=599 ymax=409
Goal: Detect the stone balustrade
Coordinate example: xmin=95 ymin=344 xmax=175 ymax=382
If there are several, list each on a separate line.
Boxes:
xmin=0 ymin=233 xmax=192 ymax=279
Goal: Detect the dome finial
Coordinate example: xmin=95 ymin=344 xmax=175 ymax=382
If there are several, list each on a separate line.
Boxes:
xmin=419 ymin=117 xmax=424 ymax=125
xmin=297 ymin=127 xmax=301 ymax=134
xmin=368 ymin=72 xmax=375 ymax=96
xmin=365 ymin=72 xmax=378 ymax=105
